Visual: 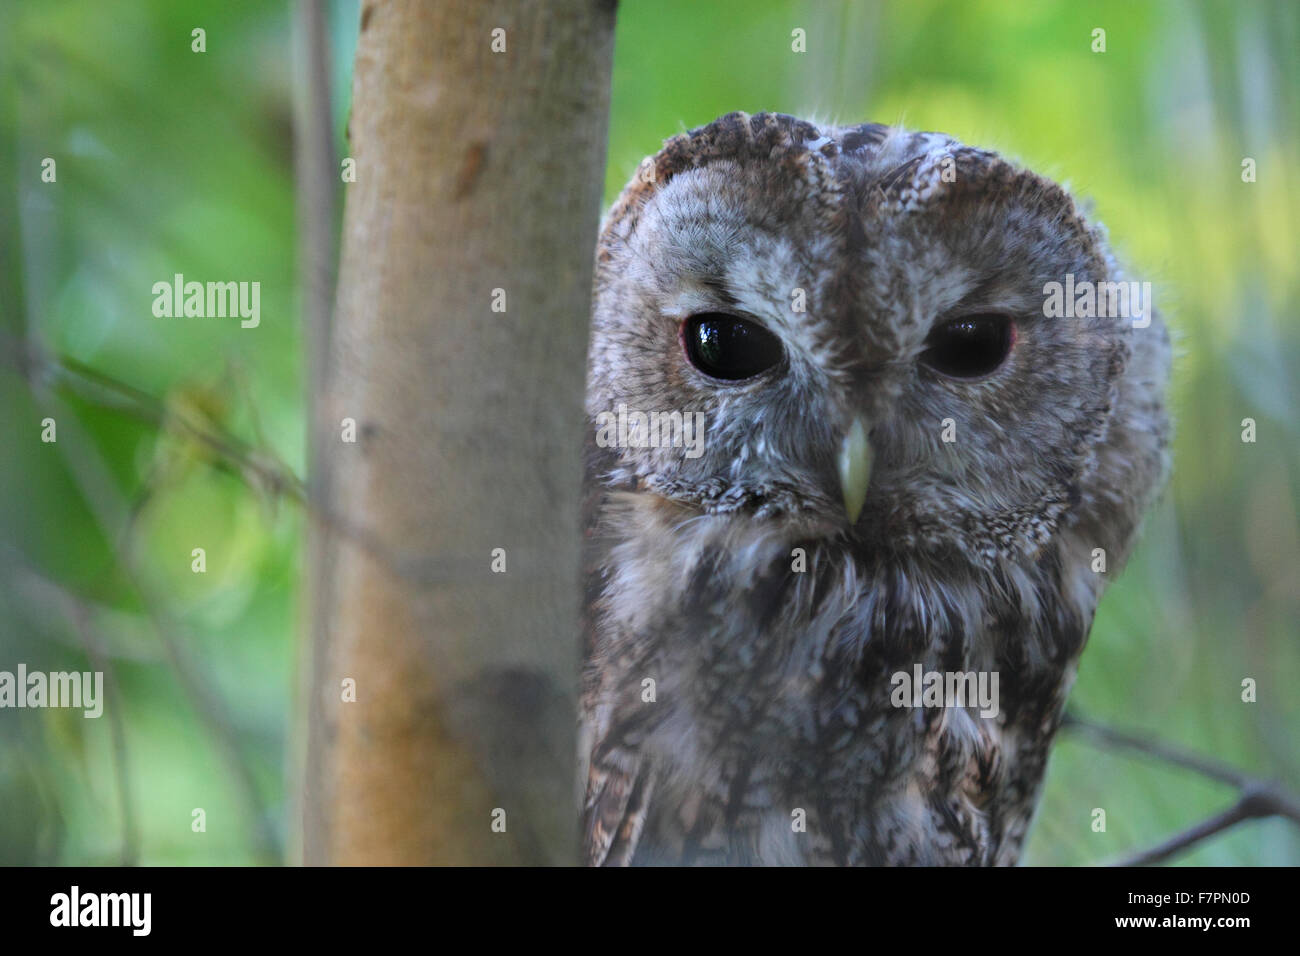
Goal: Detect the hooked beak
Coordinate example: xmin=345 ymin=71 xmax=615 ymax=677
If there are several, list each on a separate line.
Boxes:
xmin=837 ymin=417 xmax=872 ymax=525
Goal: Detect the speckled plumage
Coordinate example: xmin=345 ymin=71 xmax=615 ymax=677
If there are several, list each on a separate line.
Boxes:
xmin=581 ymin=112 xmax=1170 ymax=865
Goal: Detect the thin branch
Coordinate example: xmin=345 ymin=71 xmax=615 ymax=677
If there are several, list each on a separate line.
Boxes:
xmin=2 ymin=486 xmax=280 ymax=865
xmin=292 ymin=0 xmax=339 ymax=403
xmin=1061 ymin=711 xmax=1300 ymax=866
xmin=1113 ymin=785 xmax=1299 ymax=867
xmin=5 ymin=335 xmax=306 ymax=503
xmin=68 ymin=601 xmax=140 ymax=866
xmin=27 ymin=382 xmax=284 ymax=864
xmin=10 ymin=336 xmax=527 ymax=593
xmin=1061 ymin=712 xmax=1249 ymax=788
xmin=292 ymin=0 xmax=340 ymax=868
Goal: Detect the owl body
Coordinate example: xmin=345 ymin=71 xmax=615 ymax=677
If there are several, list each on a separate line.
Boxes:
xmin=582 ymin=113 xmax=1170 ymax=865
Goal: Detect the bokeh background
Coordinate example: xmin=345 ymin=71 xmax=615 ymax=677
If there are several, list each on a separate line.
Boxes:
xmin=1 ymin=0 xmax=1296 ymax=865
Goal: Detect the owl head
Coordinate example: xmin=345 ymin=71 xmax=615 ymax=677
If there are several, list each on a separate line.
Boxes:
xmin=587 ymin=112 xmax=1169 ymax=580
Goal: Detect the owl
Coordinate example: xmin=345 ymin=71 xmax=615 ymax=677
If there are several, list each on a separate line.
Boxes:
xmin=580 ymin=112 xmax=1170 ymax=865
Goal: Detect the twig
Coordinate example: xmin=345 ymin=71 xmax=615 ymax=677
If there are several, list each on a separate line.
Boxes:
xmin=1061 ymin=712 xmax=1249 ymax=788
xmin=9 ymin=335 xmax=517 ymax=591
xmin=27 ymin=382 xmax=284 ymax=864
xmin=1061 ymin=711 xmax=1300 ymax=866
xmin=1113 ymin=785 xmax=1298 ymax=867
xmin=67 ymin=601 xmax=140 ymax=866
xmin=4 ymin=336 xmax=306 ymax=503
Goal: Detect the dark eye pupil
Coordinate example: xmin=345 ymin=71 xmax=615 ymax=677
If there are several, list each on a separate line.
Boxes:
xmin=920 ymin=314 xmax=1013 ymax=379
xmin=684 ymin=313 xmax=784 ymax=380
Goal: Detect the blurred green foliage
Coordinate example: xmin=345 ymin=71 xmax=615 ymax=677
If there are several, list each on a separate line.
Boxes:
xmin=1 ymin=0 xmax=1296 ymax=865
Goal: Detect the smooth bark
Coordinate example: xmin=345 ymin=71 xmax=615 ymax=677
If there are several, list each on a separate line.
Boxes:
xmin=300 ymin=0 xmax=615 ymax=865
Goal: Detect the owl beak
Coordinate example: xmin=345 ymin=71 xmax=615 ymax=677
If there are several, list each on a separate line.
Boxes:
xmin=837 ymin=417 xmax=872 ymax=526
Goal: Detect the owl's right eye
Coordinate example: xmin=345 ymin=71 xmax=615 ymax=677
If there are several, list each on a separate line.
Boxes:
xmin=919 ymin=314 xmax=1015 ymax=380
xmin=683 ymin=313 xmax=784 ymax=381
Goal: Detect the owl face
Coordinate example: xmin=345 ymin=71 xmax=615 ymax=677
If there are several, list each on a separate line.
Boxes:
xmin=589 ymin=112 xmax=1165 ymax=569
xmin=584 ymin=113 xmax=1172 ymax=865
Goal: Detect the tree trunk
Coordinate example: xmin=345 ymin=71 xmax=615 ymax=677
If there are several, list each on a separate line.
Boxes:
xmin=298 ymin=0 xmax=615 ymax=865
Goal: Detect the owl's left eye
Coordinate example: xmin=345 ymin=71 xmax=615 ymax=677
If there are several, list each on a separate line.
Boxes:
xmin=919 ymin=314 xmax=1015 ymax=379
xmin=683 ymin=313 xmax=784 ymax=381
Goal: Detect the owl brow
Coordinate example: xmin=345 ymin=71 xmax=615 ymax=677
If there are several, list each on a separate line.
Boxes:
xmin=698 ymin=275 xmax=740 ymax=308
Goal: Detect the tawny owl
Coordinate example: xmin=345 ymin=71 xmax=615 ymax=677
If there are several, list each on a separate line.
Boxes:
xmin=581 ymin=112 xmax=1170 ymax=866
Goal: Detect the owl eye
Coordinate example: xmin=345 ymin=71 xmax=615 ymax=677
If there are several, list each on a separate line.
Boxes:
xmin=683 ymin=313 xmax=784 ymax=381
xmin=919 ymin=314 xmax=1014 ymax=379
